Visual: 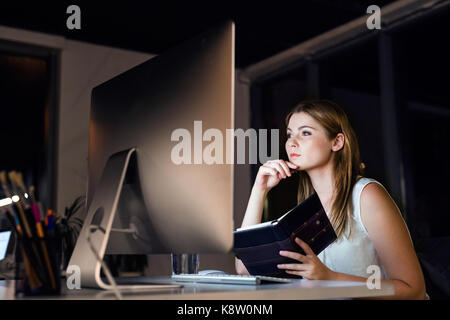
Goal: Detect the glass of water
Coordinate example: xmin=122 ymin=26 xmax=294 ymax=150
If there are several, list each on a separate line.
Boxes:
xmin=171 ymin=253 xmax=200 ymax=275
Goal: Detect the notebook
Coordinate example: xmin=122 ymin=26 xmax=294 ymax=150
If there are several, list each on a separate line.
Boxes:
xmin=233 ymin=193 xmax=337 ymax=277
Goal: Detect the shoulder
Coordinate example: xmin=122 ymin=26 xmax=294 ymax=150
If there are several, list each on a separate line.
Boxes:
xmin=352 ymin=177 xmax=389 ymax=206
xmin=360 ymin=180 xmax=391 ymax=206
xmin=359 ymin=179 xmax=402 ymax=233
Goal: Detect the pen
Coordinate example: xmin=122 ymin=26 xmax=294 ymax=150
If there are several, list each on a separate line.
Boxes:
xmin=31 ymin=204 xmax=57 ymax=290
xmin=47 ymin=209 xmax=55 ymax=233
xmin=21 ymin=245 xmax=42 ymax=291
xmin=29 ymin=186 xmax=45 ymax=223
xmin=15 ymin=172 xmax=57 ymax=290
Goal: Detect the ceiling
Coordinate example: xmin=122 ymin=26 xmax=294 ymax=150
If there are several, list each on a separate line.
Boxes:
xmin=0 ymin=1 xmax=397 ymax=68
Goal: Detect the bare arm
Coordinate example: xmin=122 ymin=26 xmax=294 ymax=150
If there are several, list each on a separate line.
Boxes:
xmin=235 ymin=187 xmax=267 ymax=275
xmin=235 ymin=160 xmax=298 ymax=275
xmin=329 ymin=183 xmax=426 ymax=299
xmin=241 ymin=187 xmax=268 ymax=228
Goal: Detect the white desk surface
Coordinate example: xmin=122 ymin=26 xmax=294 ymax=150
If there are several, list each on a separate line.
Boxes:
xmin=0 ymin=276 xmax=394 ymax=300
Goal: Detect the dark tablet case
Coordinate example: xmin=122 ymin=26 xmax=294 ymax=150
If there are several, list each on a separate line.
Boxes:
xmin=233 ymin=193 xmax=337 ymax=277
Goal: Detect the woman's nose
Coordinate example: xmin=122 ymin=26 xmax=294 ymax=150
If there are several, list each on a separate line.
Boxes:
xmin=287 ymin=139 xmax=298 ymax=150
xmin=288 ymin=139 xmax=298 ymax=148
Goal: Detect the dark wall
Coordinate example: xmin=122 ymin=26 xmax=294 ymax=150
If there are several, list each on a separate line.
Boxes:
xmin=0 ymin=55 xmax=47 ymax=179
xmin=0 ymin=42 xmax=59 ymax=212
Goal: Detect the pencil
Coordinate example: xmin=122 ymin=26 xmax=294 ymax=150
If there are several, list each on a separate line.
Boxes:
xmin=18 ymin=172 xmax=57 ymax=290
xmin=32 ymin=204 xmax=57 ymax=290
xmin=8 ymin=172 xmax=50 ymax=288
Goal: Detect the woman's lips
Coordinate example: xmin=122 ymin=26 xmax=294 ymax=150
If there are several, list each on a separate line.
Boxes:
xmin=290 ymin=153 xmax=300 ymax=158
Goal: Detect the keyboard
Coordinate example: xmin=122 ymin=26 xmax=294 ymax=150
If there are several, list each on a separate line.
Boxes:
xmin=171 ymin=273 xmax=293 ymax=285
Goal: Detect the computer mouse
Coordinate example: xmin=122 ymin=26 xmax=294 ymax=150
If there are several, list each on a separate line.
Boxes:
xmin=198 ymin=269 xmax=228 ymax=276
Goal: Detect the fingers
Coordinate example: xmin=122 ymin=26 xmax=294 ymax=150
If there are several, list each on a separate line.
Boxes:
xmin=265 ymin=160 xmax=297 ymax=178
xmin=279 ymin=160 xmax=298 ymax=174
xmin=285 ymin=270 xmax=306 ymax=277
xmin=259 ymin=166 xmax=278 ymax=177
xmin=265 ymin=161 xmax=288 ymax=178
xmin=262 ymin=163 xmax=285 ymax=179
xmin=277 ymin=263 xmax=308 ymax=271
xmin=277 ymin=260 xmax=309 ymax=278
xmin=285 ymin=161 xmax=298 ymax=169
xmin=295 ymin=237 xmax=315 ymax=256
xmin=277 ymin=161 xmax=291 ymax=177
xmin=279 ymin=250 xmax=307 ymax=262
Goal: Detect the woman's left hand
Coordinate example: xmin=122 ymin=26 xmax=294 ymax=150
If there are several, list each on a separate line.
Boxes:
xmin=277 ymin=237 xmax=335 ymax=280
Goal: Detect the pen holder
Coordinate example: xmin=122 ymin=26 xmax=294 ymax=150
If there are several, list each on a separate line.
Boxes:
xmin=14 ymin=233 xmax=62 ymax=296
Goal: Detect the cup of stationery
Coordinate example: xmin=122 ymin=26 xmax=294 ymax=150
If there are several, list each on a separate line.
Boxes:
xmin=0 ymin=171 xmax=62 ymax=296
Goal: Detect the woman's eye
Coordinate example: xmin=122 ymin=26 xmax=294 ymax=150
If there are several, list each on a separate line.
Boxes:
xmin=287 ymin=131 xmax=311 ymax=138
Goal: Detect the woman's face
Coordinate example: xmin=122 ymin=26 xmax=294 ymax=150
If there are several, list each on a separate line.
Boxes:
xmin=285 ymin=112 xmax=335 ymax=171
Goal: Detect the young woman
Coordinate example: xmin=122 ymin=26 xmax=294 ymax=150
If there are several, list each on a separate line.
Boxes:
xmin=235 ymin=100 xmax=427 ymax=300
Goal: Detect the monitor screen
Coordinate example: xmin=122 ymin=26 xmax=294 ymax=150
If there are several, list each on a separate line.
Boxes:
xmin=68 ymin=21 xmax=235 ymax=288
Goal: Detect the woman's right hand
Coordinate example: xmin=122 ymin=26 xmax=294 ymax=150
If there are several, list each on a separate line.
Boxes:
xmin=254 ymin=160 xmax=298 ymax=192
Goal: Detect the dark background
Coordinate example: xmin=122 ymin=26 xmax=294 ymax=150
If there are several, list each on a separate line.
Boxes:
xmin=0 ymin=0 xmax=398 ymax=68
xmin=0 ymin=1 xmax=449 ymax=298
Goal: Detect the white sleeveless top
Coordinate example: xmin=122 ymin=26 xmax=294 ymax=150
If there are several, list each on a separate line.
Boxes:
xmin=318 ymin=177 xmax=389 ymax=279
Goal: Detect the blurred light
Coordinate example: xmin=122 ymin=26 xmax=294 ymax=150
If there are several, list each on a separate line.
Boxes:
xmin=11 ymin=195 xmax=19 ymax=202
xmin=24 ymin=193 xmax=29 ymax=199
xmin=0 ymin=197 xmax=13 ymax=207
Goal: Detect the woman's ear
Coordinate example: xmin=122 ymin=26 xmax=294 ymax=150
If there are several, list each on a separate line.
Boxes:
xmin=332 ymin=133 xmax=345 ymax=152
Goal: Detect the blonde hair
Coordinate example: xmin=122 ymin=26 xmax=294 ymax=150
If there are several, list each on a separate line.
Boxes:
xmin=285 ymin=100 xmax=364 ymax=238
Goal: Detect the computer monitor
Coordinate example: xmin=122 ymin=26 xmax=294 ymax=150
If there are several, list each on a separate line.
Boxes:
xmin=68 ymin=21 xmax=235 ymax=289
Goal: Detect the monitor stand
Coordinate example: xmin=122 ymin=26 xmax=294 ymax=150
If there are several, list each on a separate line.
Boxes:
xmin=67 ymin=148 xmax=181 ymax=290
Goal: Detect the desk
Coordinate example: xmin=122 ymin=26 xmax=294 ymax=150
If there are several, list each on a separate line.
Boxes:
xmin=0 ymin=276 xmax=394 ymax=300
